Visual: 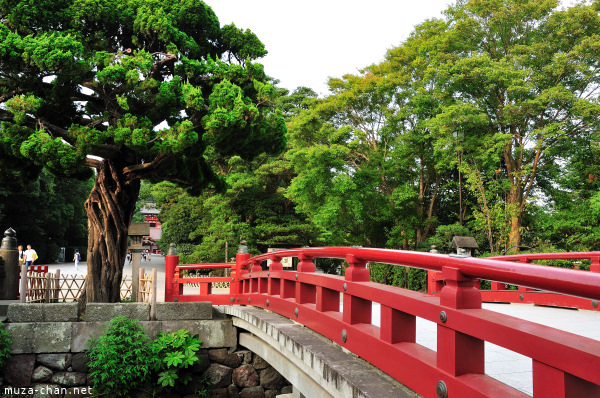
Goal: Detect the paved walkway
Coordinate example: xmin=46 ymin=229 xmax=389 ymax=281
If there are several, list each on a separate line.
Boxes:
xmin=45 ymin=256 xmax=600 ymax=396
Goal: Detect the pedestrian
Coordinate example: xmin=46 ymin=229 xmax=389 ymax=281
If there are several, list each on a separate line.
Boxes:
xmin=23 ymin=244 xmax=37 ymax=266
xmin=17 ymin=245 xmax=24 ymax=266
xmin=73 ymin=250 xmax=81 ymax=271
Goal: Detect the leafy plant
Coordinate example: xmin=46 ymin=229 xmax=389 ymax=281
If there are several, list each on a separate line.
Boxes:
xmin=151 ymin=328 xmax=209 ymax=396
xmin=86 ymin=317 xmax=210 ymax=397
xmin=86 ymin=316 xmax=155 ymax=397
xmin=0 ymin=322 xmax=11 ymax=367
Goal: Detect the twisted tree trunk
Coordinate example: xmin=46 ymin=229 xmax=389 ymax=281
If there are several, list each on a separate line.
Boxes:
xmin=79 ymin=159 xmax=140 ymax=313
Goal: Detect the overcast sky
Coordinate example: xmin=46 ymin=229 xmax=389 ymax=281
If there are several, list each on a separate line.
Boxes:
xmin=203 ymin=1 xmax=454 ymax=96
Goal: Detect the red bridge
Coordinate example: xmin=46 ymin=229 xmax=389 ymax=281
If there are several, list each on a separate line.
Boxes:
xmin=164 ymin=247 xmax=600 ymax=398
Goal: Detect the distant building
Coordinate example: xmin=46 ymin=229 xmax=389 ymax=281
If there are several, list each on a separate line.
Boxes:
xmin=140 ymin=206 xmax=161 ymax=253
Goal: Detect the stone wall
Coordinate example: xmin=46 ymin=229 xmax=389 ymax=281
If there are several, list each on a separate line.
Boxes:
xmin=0 ymin=302 xmax=292 ymax=398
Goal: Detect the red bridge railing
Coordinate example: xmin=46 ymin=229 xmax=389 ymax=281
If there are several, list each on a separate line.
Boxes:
xmin=428 ymin=252 xmax=600 ymax=311
xmin=165 ymin=248 xmax=600 ymax=398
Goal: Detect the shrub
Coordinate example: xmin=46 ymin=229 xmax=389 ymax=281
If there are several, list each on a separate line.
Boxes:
xmin=0 ymin=322 xmax=11 ymax=367
xmin=86 ymin=316 xmax=155 ymax=397
xmin=151 ymin=328 xmax=208 ymax=395
xmin=86 ymin=317 xmax=209 ymax=397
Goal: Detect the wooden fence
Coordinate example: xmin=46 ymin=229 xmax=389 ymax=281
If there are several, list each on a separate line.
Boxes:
xmin=19 ymin=265 xmax=155 ymax=310
xmin=138 ymin=267 xmax=157 ymax=320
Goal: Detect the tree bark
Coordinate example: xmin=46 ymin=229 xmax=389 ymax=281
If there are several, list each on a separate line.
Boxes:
xmin=79 ymin=159 xmax=140 ymax=312
xmin=507 ymin=184 xmax=523 ymax=250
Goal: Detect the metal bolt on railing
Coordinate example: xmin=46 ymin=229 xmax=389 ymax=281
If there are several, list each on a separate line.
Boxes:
xmin=436 ymin=381 xmax=448 ymax=398
xmin=440 ymin=311 xmax=447 ymax=323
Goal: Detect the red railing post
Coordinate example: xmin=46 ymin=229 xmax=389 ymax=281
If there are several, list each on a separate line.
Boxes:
xmin=233 ymin=251 xmax=250 ymax=298
xmin=437 ymin=266 xmax=484 ymax=378
xmin=251 ymin=259 xmax=263 ymax=273
xmin=297 ymin=252 xmax=316 ymax=272
xmin=591 ymin=256 xmax=600 ymax=273
xmin=533 ymin=360 xmax=600 ymax=397
xmin=268 ymin=255 xmax=282 ymax=296
xmin=428 ymin=271 xmax=445 ymax=295
xmin=164 ymin=243 xmax=180 ymax=302
xmin=249 ymin=259 xmax=262 ymax=293
xmin=343 ymin=254 xmax=371 ymax=325
xmin=344 ymin=253 xmax=370 ymax=282
xmin=518 ymin=258 xmax=535 ymax=292
xmin=296 ymin=253 xmax=316 ymax=304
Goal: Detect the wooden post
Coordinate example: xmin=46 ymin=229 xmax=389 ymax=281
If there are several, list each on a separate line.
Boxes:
xmin=343 ymin=254 xmax=371 ymax=325
xmin=437 ymin=266 xmax=484 ymax=377
xmin=150 ymin=268 xmax=157 ymax=320
xmin=54 ymin=269 xmax=60 ymax=302
xmin=45 ymin=273 xmax=51 ymax=303
xmin=20 ymin=263 xmax=27 ymax=303
xmin=138 ymin=267 xmax=145 ymax=302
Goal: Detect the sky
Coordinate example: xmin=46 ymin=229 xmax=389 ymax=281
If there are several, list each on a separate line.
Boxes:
xmin=203 ymin=1 xmax=454 ymax=97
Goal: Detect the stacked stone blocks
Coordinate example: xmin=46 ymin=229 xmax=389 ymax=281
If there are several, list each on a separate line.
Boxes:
xmin=0 ymin=302 xmax=291 ymax=398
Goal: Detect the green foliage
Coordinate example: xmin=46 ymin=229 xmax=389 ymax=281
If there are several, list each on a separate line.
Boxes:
xmin=151 ymin=329 xmax=208 ymax=395
xmin=422 ymin=223 xmax=474 ymax=254
xmin=0 ymin=168 xmax=91 ymax=262
xmin=0 ymin=322 xmax=11 ymax=368
xmin=369 ymin=263 xmax=428 ymax=292
xmin=148 ymin=88 xmax=319 ymax=264
xmin=86 ymin=317 xmax=209 ymax=397
xmin=86 ymin=316 xmax=155 ymax=397
xmin=0 ymin=0 xmax=287 ymax=297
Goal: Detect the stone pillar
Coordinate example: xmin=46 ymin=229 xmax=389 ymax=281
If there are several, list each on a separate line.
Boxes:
xmin=0 ymin=228 xmax=19 ymax=299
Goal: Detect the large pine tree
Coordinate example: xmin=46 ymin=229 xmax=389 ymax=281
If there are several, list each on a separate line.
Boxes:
xmin=0 ymin=0 xmax=286 ymax=306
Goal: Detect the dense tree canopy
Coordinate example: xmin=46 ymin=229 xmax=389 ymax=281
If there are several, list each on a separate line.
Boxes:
xmin=285 ymin=0 xmax=600 ymax=255
xmin=0 ymin=168 xmax=91 ymax=262
xmin=428 ymin=0 xmax=600 ymax=248
xmin=147 ymin=87 xmax=318 ymax=264
xmin=2 ymin=0 xmax=600 ymax=301
xmin=0 ymin=0 xmax=286 ymax=304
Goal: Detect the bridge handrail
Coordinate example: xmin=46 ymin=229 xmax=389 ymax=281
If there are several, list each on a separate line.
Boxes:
xmin=242 ymin=247 xmax=600 ymax=300
xmin=176 ymin=263 xmax=234 ymax=271
xmin=164 ymin=247 xmax=600 ymax=397
xmin=488 ymin=252 xmax=600 ymax=262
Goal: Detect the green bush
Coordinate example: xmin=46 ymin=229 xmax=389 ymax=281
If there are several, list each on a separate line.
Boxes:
xmin=369 ymin=263 xmax=428 ymax=292
xmin=151 ymin=329 xmax=208 ymax=396
xmin=86 ymin=316 xmax=155 ymax=397
xmin=86 ymin=317 xmax=209 ymax=397
xmin=0 ymin=322 xmax=11 ymax=367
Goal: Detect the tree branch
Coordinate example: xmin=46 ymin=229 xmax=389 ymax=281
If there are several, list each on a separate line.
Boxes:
xmin=122 ymin=152 xmax=172 ymax=180
xmin=85 ymin=157 xmax=103 ymax=169
xmin=149 ymin=53 xmax=177 ymax=81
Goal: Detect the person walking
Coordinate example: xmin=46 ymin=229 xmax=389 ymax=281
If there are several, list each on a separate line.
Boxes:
xmin=23 ymin=244 xmax=37 ymax=266
xmin=17 ymin=245 xmax=24 ymax=266
xmin=73 ymin=250 xmax=81 ymax=271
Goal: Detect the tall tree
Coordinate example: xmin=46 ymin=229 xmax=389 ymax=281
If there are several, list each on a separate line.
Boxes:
xmin=429 ymin=0 xmax=600 ymax=249
xmin=0 ymin=0 xmax=286 ymax=305
xmin=286 ymin=73 xmax=401 ymax=247
xmin=148 ymin=87 xmax=319 ymax=263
